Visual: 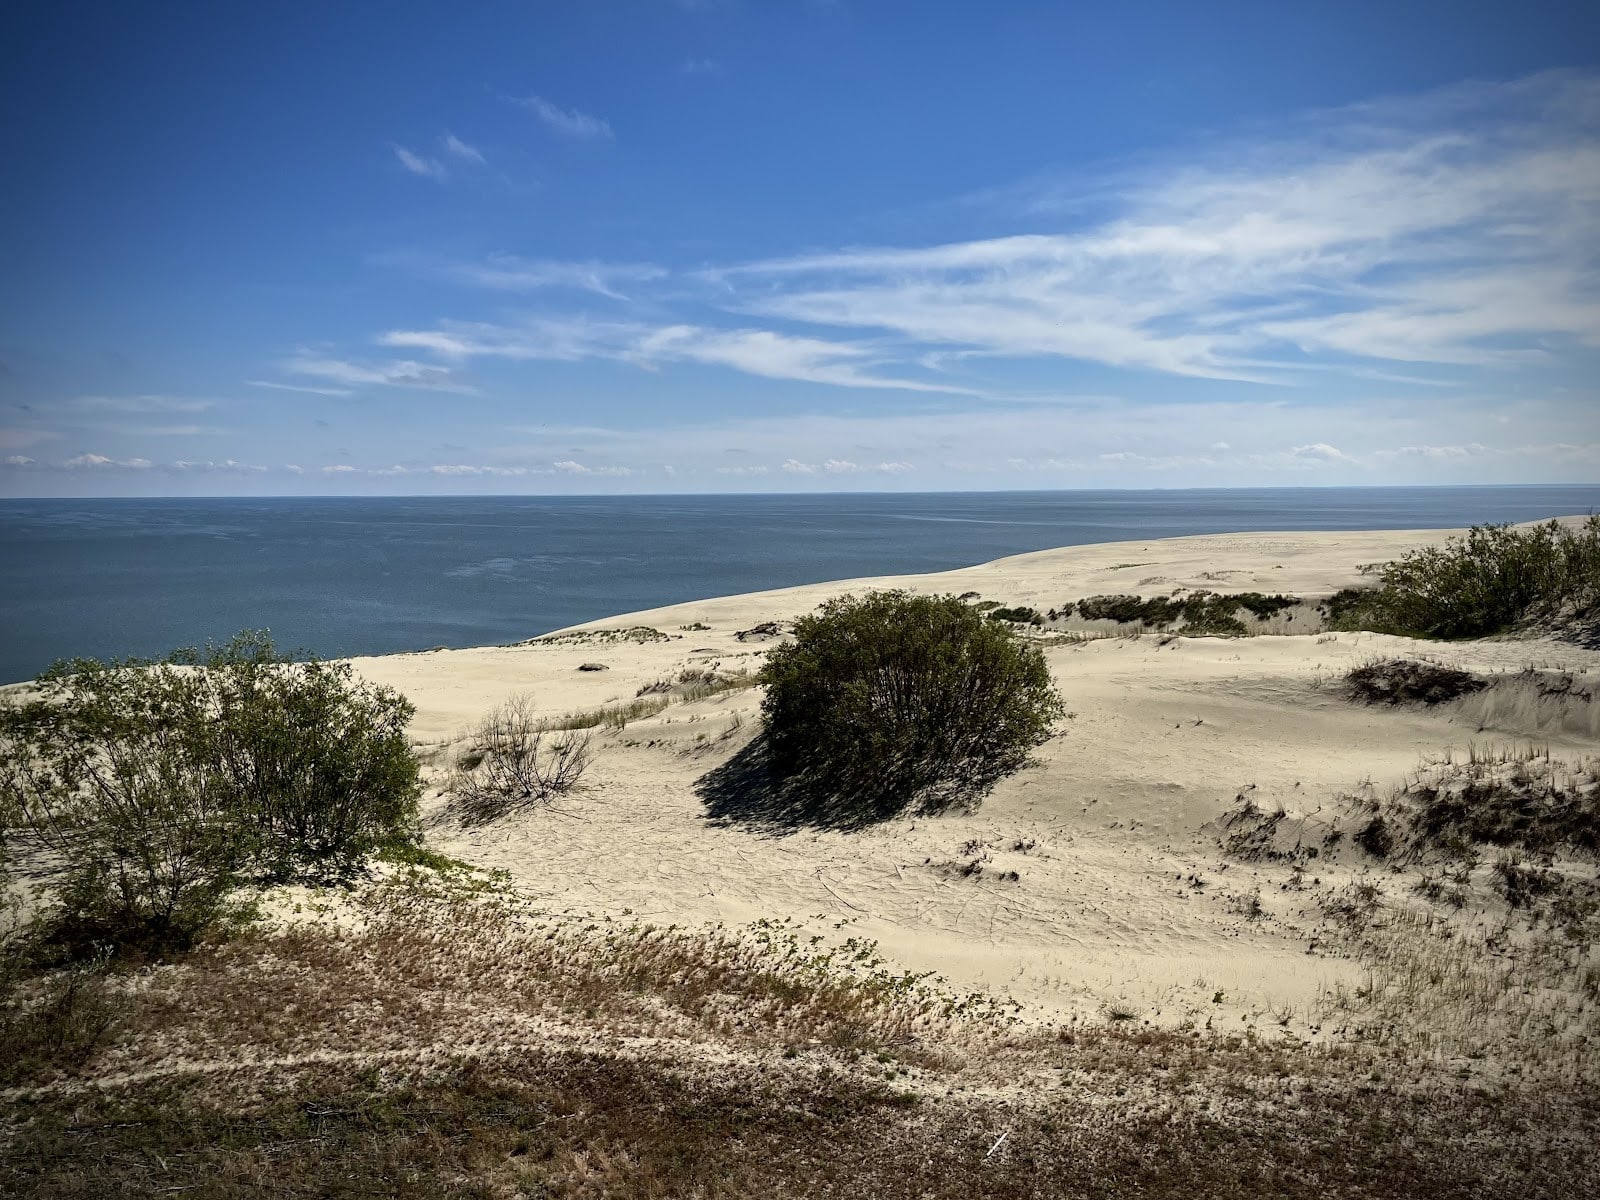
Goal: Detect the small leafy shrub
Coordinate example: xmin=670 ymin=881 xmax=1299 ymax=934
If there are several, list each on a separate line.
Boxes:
xmin=0 ymin=632 xmax=421 ymax=955
xmin=197 ymin=634 xmax=422 ymax=879
xmin=1069 ymin=591 xmax=1294 ymax=635
xmin=448 ymin=695 xmax=591 ymax=825
xmin=986 ymin=605 xmax=1044 ymax=626
xmin=1331 ymin=518 xmax=1600 ymax=639
xmin=759 ymin=591 xmax=1064 ymax=823
xmin=1344 ymin=658 xmax=1489 ymax=707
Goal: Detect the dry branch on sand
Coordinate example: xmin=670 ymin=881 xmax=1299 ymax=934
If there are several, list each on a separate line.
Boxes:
xmin=445 ymin=694 xmax=592 ymax=825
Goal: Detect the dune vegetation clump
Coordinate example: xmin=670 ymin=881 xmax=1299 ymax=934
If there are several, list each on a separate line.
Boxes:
xmin=0 ymin=631 xmax=422 ymax=957
xmin=1344 ymin=658 xmax=1489 ymax=707
xmin=1066 ymin=590 xmax=1297 ymax=635
xmin=1331 ymin=517 xmax=1600 ymax=639
xmin=758 ymin=591 xmax=1063 ymax=824
xmin=447 ymin=694 xmax=592 ymax=826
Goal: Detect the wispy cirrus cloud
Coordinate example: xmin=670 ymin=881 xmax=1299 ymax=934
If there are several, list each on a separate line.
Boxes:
xmin=442 ymin=133 xmax=486 ymax=165
xmin=702 ymin=69 xmax=1600 ymax=383
xmin=246 ymin=380 xmax=354 ymax=397
xmin=73 ymin=395 xmax=215 ymax=414
xmin=394 ymin=253 xmax=665 ymax=299
xmin=392 ymin=144 xmax=449 ymax=181
xmin=377 ymin=316 xmax=980 ymax=394
xmin=281 ymin=352 xmax=475 ymax=394
xmin=352 ymin=71 xmax=1598 ymax=409
xmin=508 ymin=93 xmax=613 ymax=139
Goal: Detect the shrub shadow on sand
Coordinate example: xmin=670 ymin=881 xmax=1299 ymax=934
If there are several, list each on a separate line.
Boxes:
xmin=695 ymin=735 xmax=992 ymax=835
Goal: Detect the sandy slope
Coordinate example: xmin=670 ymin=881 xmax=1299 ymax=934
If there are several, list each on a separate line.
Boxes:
xmin=350 ymin=523 xmax=1600 ymax=1032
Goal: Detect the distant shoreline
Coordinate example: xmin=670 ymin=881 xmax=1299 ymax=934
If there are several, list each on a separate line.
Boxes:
xmin=4 ymin=487 xmax=1598 ymax=685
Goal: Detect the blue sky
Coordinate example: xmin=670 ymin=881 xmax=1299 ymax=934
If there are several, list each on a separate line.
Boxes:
xmin=2 ymin=1 xmax=1597 ymax=496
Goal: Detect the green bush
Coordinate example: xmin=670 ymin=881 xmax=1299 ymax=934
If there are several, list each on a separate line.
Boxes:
xmin=985 ymin=605 xmax=1044 ymax=626
xmin=758 ymin=591 xmax=1063 ymax=823
xmin=192 ymin=633 xmax=422 ymax=879
xmin=1333 ymin=518 xmax=1600 ymax=639
xmin=0 ymin=632 xmax=421 ymax=955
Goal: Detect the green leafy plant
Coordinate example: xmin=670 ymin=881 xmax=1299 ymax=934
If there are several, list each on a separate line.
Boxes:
xmin=758 ymin=591 xmax=1064 ymax=823
xmin=1332 ymin=518 xmax=1600 ymax=639
xmin=0 ymin=632 xmax=421 ymax=955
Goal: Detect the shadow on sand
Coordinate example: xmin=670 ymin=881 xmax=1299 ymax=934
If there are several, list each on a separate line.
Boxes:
xmin=694 ymin=735 xmax=901 ymax=835
xmin=695 ymin=734 xmax=993 ymax=835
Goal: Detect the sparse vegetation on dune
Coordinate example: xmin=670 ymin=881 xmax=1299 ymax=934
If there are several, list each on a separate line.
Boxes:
xmin=1330 ymin=517 xmax=1600 ymax=639
xmin=1351 ymin=744 xmax=1600 ymax=865
xmin=1063 ymin=590 xmax=1299 ymax=635
xmin=4 ymin=869 xmax=1597 ymax=1198
xmin=446 ymin=694 xmax=591 ymax=825
xmin=1341 ymin=658 xmax=1600 ymax=738
xmin=1345 ymin=658 xmax=1489 ymax=707
xmin=0 ymin=632 xmax=421 ymax=957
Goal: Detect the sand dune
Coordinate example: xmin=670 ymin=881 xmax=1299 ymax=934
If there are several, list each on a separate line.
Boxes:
xmin=351 ymin=523 xmax=1600 ymax=1034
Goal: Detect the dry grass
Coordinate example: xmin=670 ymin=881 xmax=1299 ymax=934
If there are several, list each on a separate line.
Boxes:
xmin=3 ymin=867 xmax=1598 ymax=1197
xmin=540 ymin=696 xmax=671 ymax=732
xmin=1452 ymin=668 xmax=1600 ymax=741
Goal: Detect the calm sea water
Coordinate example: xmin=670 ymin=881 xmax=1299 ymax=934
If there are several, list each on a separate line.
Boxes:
xmin=2 ymin=486 xmax=1597 ymax=684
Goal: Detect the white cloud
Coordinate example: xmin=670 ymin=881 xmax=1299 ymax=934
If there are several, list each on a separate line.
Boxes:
xmin=63 ymin=453 xmax=151 ymax=469
xmin=173 ymin=459 xmax=267 ymax=473
xmin=425 ymin=254 xmax=665 ymax=299
xmin=74 ymin=395 xmax=214 ymax=414
xmin=282 ymin=353 xmax=474 ymax=393
xmin=3 ymin=455 xmax=36 ymax=467
xmin=378 ymin=317 xmax=979 ymax=394
xmin=510 ymin=94 xmax=613 ymax=140
xmin=247 ymin=380 xmax=355 ymax=397
xmin=1375 ymin=443 xmax=1489 ymax=459
xmin=708 ymin=70 xmax=1600 ymax=383
xmin=442 ymin=133 xmax=485 ymax=165
xmin=1288 ymin=443 xmax=1353 ymax=463
xmin=553 ymin=459 xmax=635 ymax=476
xmin=392 ymin=144 xmax=448 ymax=181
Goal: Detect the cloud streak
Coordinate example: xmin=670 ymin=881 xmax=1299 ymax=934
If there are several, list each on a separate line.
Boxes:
xmin=392 ymin=144 xmax=448 ymax=181
xmin=510 ymin=94 xmax=613 ymax=139
xmin=377 ymin=317 xmax=980 ymax=394
xmin=355 ymin=72 xmax=1600 ymax=406
xmin=707 ymin=70 xmax=1600 ymax=382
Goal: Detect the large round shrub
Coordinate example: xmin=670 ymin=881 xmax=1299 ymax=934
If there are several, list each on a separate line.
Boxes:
xmin=758 ymin=591 xmax=1063 ymax=822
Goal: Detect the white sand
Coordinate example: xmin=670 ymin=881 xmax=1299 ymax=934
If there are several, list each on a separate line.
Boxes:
xmin=351 ymin=522 xmax=1600 ymax=1031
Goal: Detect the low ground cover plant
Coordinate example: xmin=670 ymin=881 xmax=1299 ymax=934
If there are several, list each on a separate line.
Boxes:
xmin=1344 ymin=658 xmax=1489 ymax=707
xmin=759 ymin=591 xmax=1063 ymax=823
xmin=1063 ymin=591 xmax=1297 ymax=634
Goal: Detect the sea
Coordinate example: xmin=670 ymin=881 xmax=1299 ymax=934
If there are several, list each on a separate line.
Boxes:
xmin=2 ymin=485 xmax=1597 ymax=685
